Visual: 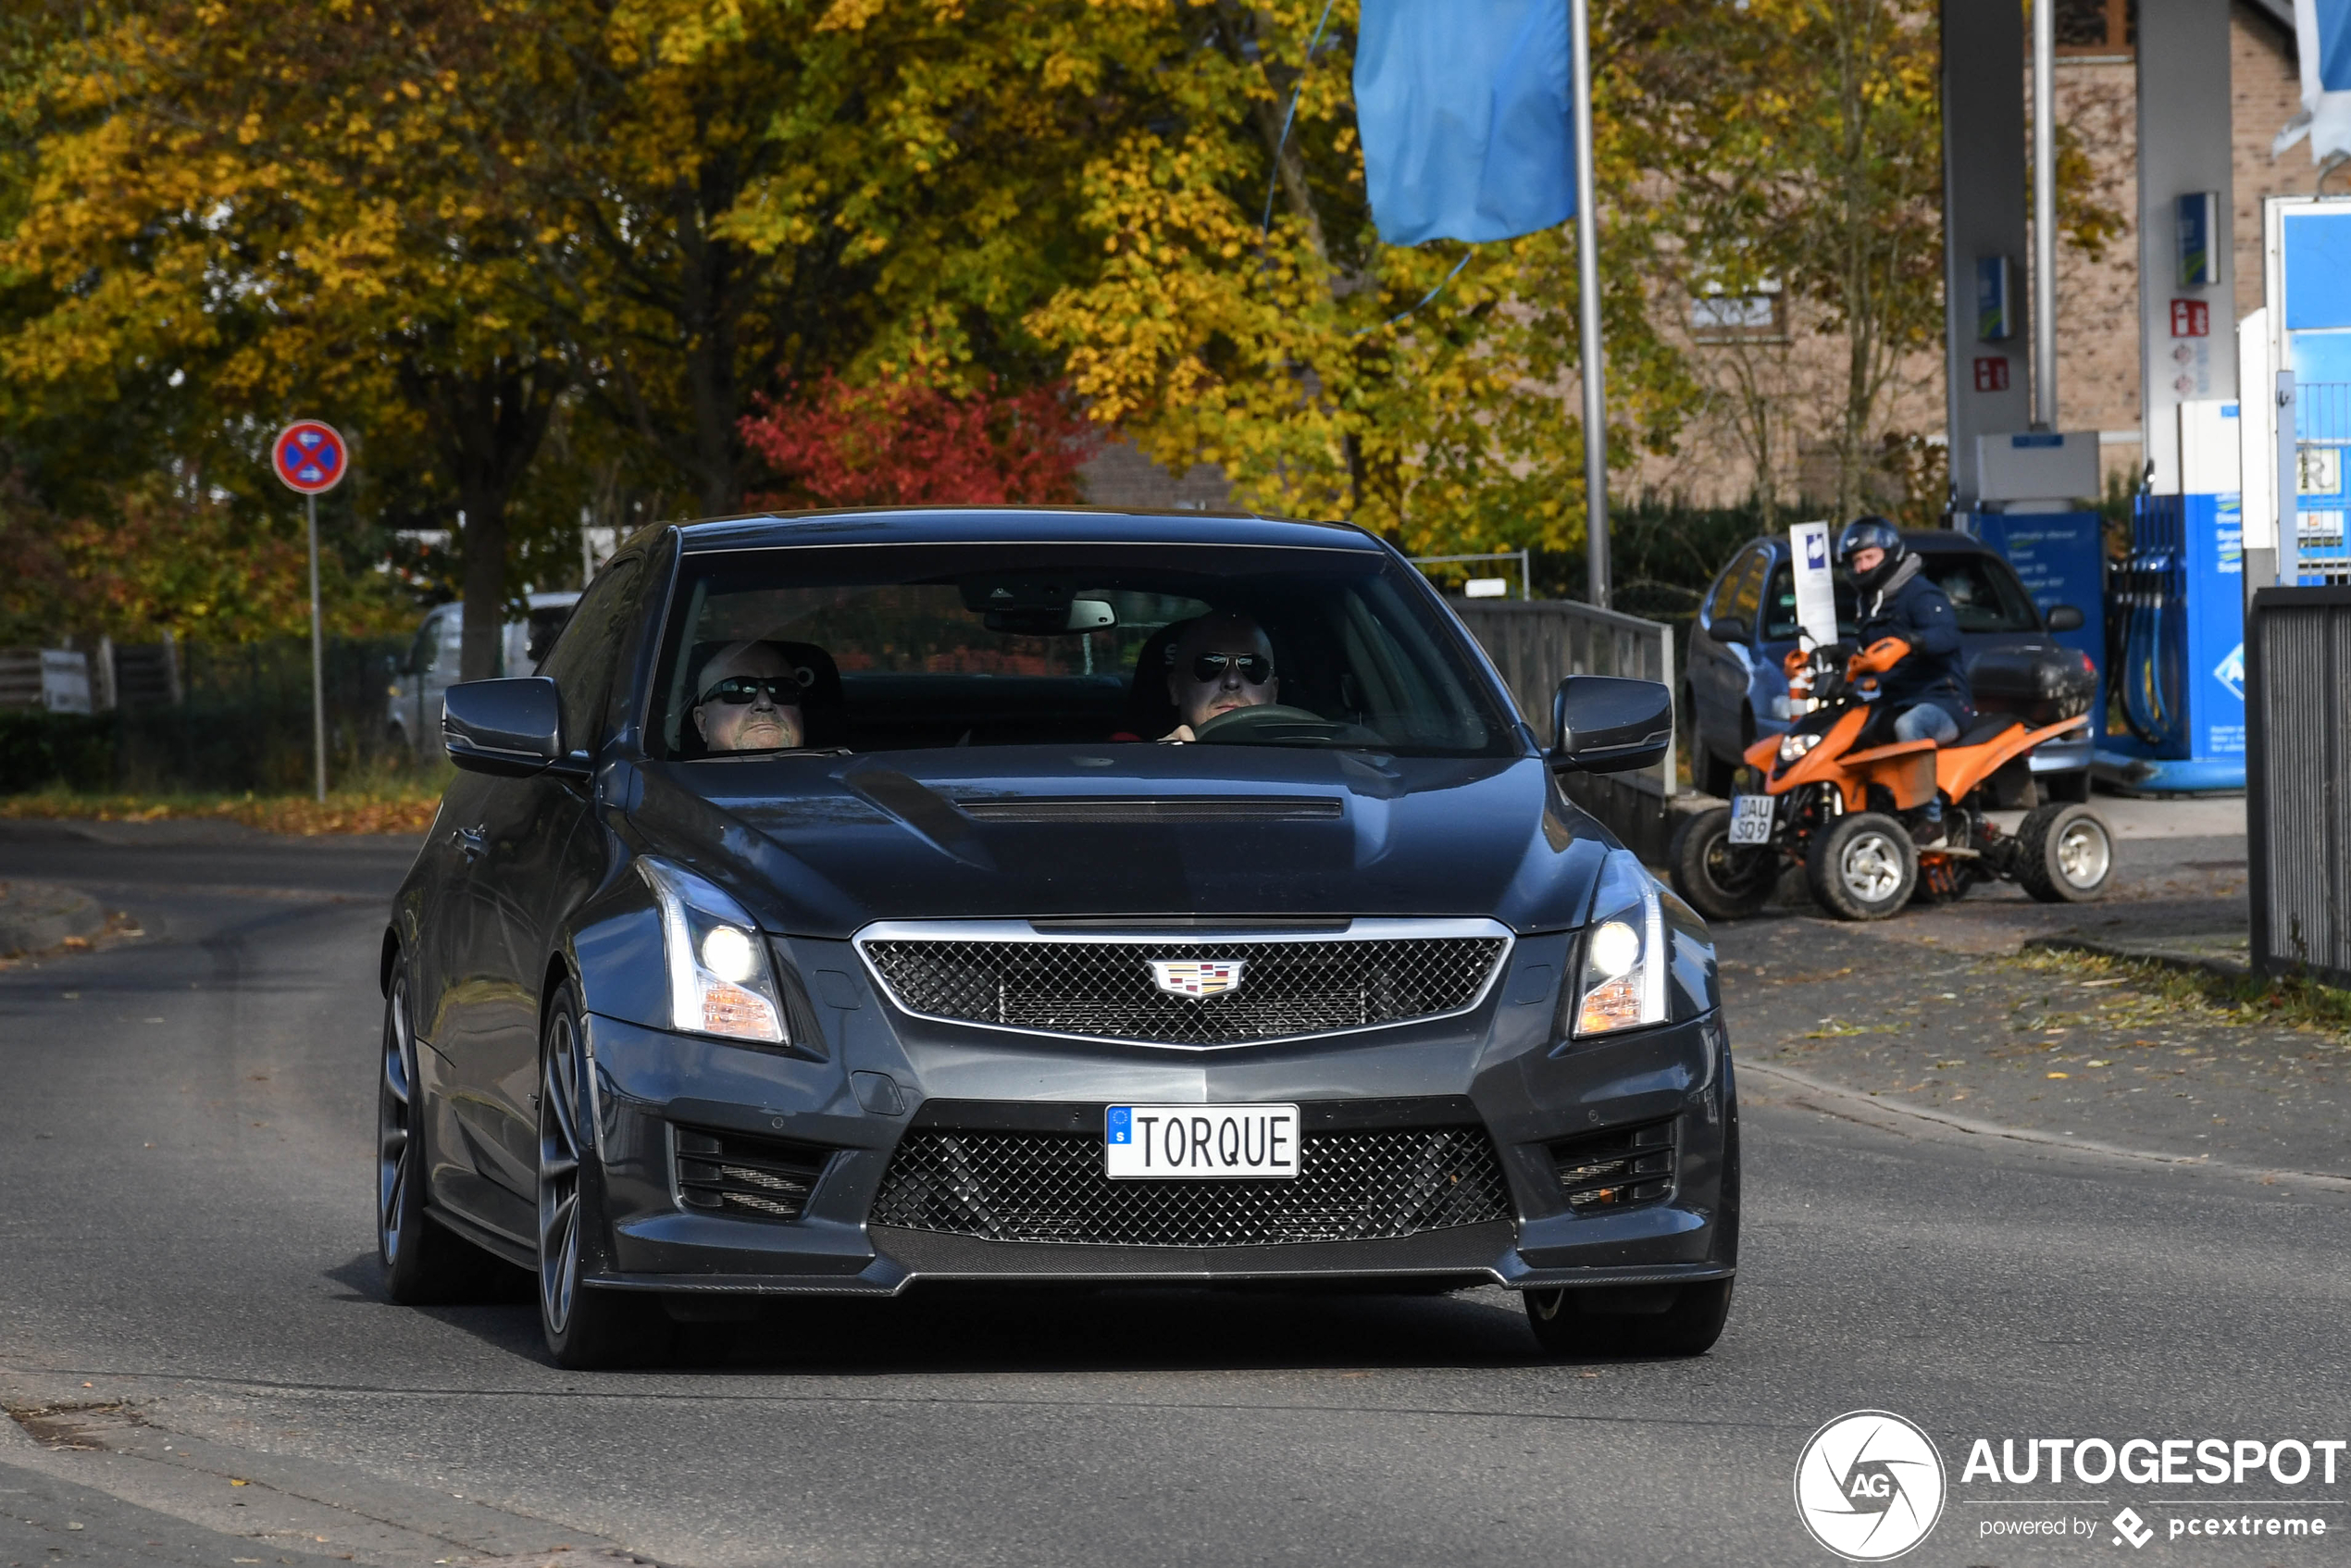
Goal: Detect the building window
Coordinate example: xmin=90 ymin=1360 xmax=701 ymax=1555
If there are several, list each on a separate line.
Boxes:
xmin=1689 ymin=287 xmax=1786 ymax=343
xmin=2058 ymin=0 xmax=2133 ymax=56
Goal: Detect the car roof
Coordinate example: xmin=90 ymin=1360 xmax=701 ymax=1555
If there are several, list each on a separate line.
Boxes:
xmin=670 ymin=505 xmax=1385 ymax=555
xmin=1737 ymin=527 xmax=2001 ymax=560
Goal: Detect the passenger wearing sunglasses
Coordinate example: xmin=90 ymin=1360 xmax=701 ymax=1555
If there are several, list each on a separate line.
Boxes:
xmin=1160 ymin=612 xmax=1281 ymax=741
xmin=690 ymin=641 xmax=806 ymax=753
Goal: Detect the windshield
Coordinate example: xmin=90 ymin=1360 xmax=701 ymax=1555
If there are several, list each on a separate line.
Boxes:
xmin=646 ymin=542 xmax=1518 ymax=760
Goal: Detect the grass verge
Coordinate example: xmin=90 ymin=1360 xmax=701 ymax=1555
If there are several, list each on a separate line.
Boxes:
xmin=0 ymin=761 xmax=450 ymax=836
xmin=2005 ymin=945 xmax=2351 ymax=1044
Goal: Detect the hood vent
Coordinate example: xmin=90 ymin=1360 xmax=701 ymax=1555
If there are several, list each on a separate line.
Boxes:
xmin=954 ymin=796 xmax=1343 ymax=825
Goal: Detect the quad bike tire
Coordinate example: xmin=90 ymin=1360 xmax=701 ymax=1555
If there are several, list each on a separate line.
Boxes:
xmin=1669 ymin=807 xmax=1777 ymax=921
xmin=2015 ymin=802 xmax=2115 ymax=903
xmin=1806 ymin=811 xmax=1918 ymax=921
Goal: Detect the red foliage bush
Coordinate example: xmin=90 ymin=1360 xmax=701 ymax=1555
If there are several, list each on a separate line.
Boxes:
xmin=740 ymin=370 xmax=1100 ymax=509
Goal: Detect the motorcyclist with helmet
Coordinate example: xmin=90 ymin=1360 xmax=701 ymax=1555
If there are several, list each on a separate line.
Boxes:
xmin=1835 ymin=516 xmax=1972 ymax=844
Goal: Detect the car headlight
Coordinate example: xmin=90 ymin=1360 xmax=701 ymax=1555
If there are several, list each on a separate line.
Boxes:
xmin=1776 ymin=729 xmax=1822 ymax=765
xmin=1567 ymin=850 xmax=1668 ymax=1039
xmin=637 ymin=858 xmax=789 ymax=1044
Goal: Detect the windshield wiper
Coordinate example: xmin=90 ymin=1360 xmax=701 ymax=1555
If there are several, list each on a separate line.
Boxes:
xmin=696 ymin=746 xmax=855 ymax=762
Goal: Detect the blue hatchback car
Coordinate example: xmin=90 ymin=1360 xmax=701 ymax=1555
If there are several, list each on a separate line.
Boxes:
xmin=1683 ymin=529 xmax=2094 ymax=802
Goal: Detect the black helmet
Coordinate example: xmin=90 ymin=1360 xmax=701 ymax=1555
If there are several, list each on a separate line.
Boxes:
xmin=1836 ymin=516 xmax=1905 ymax=592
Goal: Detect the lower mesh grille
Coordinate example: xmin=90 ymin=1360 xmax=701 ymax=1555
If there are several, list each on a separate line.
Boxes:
xmin=1549 ymin=1118 xmax=1677 ymax=1211
xmin=674 ymin=1126 xmax=831 ymax=1222
xmin=871 ymin=1124 xmax=1511 ymax=1247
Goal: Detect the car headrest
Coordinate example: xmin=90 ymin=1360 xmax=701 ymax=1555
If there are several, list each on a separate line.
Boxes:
xmin=1118 ymin=618 xmax=1199 ymax=739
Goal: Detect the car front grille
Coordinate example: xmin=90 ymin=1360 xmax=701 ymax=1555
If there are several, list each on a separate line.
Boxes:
xmin=1549 ymin=1118 xmax=1676 ymax=1211
xmin=870 ymin=1124 xmax=1512 ymax=1247
xmin=857 ymin=929 xmax=1509 ymax=1046
xmin=673 ymin=1126 xmax=831 ymax=1222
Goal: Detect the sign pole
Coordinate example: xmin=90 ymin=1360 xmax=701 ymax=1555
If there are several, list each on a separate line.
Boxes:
xmin=270 ymin=419 xmax=347 ymax=803
xmin=306 ymin=492 xmax=326 ymax=803
xmin=1569 ymin=0 xmax=1610 ymax=608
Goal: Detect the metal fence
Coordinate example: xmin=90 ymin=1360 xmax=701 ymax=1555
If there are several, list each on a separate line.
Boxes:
xmin=1453 ymin=599 xmax=1677 ymax=796
xmin=2245 ymin=585 xmax=2351 ymax=986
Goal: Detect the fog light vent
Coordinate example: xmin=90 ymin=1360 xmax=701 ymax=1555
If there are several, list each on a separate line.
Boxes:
xmin=673 ymin=1126 xmax=831 ymax=1223
xmin=1549 ymin=1118 xmax=1676 ymax=1212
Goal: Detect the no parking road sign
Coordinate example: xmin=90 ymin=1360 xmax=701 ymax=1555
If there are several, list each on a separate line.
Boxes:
xmin=272 ymin=419 xmax=347 ymax=494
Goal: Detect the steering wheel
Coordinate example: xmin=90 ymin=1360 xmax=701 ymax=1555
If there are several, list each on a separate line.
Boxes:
xmin=1192 ymin=703 xmax=1381 ymax=745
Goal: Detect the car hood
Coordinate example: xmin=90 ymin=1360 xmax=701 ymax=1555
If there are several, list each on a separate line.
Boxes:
xmin=628 ymin=746 xmax=1613 ymax=939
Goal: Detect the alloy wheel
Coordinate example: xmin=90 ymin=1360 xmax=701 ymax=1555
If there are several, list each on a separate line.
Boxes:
xmin=538 ymin=1014 xmax=586 ymax=1338
xmin=1839 ymin=831 xmax=1906 ymax=902
xmin=378 ymin=979 xmax=415 ymax=1265
xmin=2055 ymin=818 xmax=2111 ymax=889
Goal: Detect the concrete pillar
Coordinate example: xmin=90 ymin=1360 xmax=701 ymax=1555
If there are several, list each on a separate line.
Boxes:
xmin=1942 ymin=0 xmax=2034 ymax=510
xmin=2137 ymin=0 xmax=2238 ymax=495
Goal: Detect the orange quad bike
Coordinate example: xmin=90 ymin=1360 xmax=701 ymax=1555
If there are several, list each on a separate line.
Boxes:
xmin=1668 ymin=642 xmax=2116 ymax=921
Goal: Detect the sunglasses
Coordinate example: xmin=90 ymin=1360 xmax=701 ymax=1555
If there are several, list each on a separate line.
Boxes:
xmin=698 ymin=674 xmax=804 ymax=706
xmin=1188 ymin=653 xmax=1275 ymax=685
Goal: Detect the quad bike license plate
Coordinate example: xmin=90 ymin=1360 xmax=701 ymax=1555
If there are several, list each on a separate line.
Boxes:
xmin=1726 ymin=794 xmax=1775 ymax=845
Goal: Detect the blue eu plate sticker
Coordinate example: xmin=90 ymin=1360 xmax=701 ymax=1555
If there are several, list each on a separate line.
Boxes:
xmin=1107 ymin=1106 xmax=1132 ymax=1144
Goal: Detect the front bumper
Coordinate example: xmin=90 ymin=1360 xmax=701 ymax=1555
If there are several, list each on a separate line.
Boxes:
xmin=572 ymin=931 xmax=1735 ymax=1296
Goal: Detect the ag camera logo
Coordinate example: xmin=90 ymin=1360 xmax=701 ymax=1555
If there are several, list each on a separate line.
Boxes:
xmin=1795 ymin=1410 xmax=1947 ymax=1561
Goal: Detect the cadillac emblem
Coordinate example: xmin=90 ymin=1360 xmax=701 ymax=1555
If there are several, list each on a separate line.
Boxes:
xmin=1150 ymin=959 xmax=1248 ymax=999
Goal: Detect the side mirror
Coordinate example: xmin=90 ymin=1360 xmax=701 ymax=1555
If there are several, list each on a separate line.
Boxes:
xmin=1708 ymin=615 xmax=1748 ymax=644
xmin=443 ymin=677 xmax=571 ymax=777
xmin=1549 ymin=675 xmax=1674 ymax=774
xmin=2045 ymin=604 xmax=2084 ymax=632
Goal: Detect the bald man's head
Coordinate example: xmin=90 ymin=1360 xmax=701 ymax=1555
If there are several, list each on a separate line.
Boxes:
xmin=1166 ymin=613 xmax=1278 ymax=729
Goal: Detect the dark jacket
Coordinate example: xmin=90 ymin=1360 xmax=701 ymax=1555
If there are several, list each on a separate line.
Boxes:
xmin=1858 ymin=555 xmax=1971 ymax=721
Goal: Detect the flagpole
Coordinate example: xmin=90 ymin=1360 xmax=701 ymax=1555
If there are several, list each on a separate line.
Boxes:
xmin=1569 ymin=0 xmax=1610 ymax=608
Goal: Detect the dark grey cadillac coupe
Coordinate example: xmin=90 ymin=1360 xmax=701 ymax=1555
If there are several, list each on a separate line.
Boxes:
xmin=377 ymin=507 xmax=1736 ymax=1367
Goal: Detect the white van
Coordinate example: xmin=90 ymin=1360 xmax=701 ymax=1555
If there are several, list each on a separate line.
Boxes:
xmin=385 ymin=592 xmax=579 ymax=757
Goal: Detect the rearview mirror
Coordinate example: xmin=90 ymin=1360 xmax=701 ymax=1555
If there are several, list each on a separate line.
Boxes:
xmin=984 ymin=598 xmax=1117 ymax=636
xmin=2045 ymin=604 xmax=2084 ymax=632
xmin=443 ymin=677 xmax=574 ymax=777
xmin=1549 ymin=675 xmax=1674 ymax=774
xmin=1708 ymin=615 xmax=1748 ymax=644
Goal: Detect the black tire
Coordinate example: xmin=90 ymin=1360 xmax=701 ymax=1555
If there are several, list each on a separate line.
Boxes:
xmin=1694 ymin=745 xmax=1738 ymax=799
xmin=1805 ymin=811 xmax=1917 ymax=920
xmin=1668 ymin=807 xmax=1776 ymax=921
xmin=2015 ymin=802 xmax=2114 ymax=902
xmin=2041 ymin=767 xmax=2093 ymax=804
xmin=378 ymin=956 xmax=502 ymax=1303
xmin=1525 ymin=1277 xmax=1735 ymax=1358
xmin=538 ymin=981 xmax=671 ymax=1369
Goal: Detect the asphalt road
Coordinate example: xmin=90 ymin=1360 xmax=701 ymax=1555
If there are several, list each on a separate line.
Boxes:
xmin=1 ymin=824 xmax=2345 ymax=1568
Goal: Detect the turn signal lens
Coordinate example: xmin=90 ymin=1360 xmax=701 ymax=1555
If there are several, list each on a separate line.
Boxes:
xmin=702 ymin=981 xmax=780 ymax=1038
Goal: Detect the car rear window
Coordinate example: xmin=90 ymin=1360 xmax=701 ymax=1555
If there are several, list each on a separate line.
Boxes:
xmin=645 ymin=541 xmax=1519 ymax=760
xmin=1760 ymin=553 xmax=2041 ymax=640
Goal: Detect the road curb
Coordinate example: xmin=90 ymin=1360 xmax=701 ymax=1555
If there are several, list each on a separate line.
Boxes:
xmin=0 ymin=882 xmax=104 ymax=956
xmin=1735 ymin=1054 xmax=2351 ymax=1193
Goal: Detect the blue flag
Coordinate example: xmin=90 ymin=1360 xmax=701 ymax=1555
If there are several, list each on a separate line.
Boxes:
xmin=1353 ymin=0 xmax=1576 ymax=245
xmin=2317 ymin=0 xmax=2351 ymax=90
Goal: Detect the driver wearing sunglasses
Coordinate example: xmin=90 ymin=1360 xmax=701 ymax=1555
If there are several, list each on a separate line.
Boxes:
xmin=690 ymin=640 xmax=806 ymax=753
xmin=1161 ymin=612 xmax=1282 ymax=742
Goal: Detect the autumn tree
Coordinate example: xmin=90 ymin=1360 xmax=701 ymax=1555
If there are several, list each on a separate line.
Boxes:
xmin=1028 ymin=0 xmax=1696 ymax=563
xmin=740 ymin=370 xmax=1098 ymax=508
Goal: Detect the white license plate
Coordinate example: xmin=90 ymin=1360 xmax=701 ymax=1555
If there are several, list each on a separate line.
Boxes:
xmin=1105 ymin=1104 xmax=1300 ymax=1179
xmin=1726 ymin=793 xmax=1775 ymax=845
